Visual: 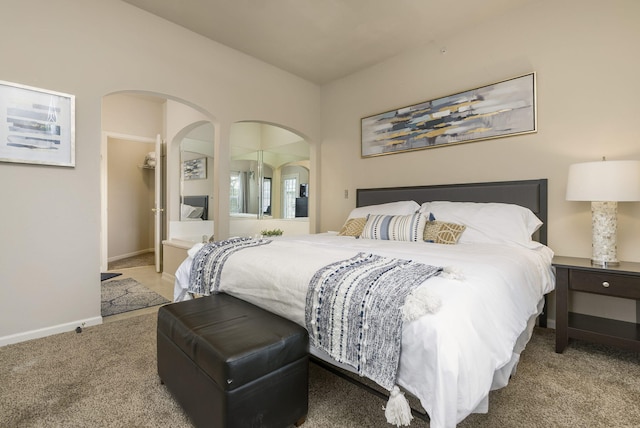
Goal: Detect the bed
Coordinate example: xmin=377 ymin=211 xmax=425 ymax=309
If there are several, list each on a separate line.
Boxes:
xmin=173 ymin=179 xmax=555 ymax=428
xmin=181 ymin=195 xmax=208 ymax=220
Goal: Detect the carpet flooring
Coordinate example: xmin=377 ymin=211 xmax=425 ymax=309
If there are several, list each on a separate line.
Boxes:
xmin=0 ymin=313 xmax=638 ymax=427
xmin=101 ymin=278 xmax=170 ymax=317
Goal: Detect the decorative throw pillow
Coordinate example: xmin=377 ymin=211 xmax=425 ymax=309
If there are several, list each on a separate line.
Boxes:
xmin=338 ymin=217 xmax=367 ymax=237
xmin=423 ymin=221 xmax=466 ymax=244
xmin=360 ymin=213 xmax=427 ymax=242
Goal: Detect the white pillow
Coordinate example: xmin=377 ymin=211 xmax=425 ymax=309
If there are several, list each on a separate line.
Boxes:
xmin=419 ymin=201 xmax=542 ymax=246
xmin=181 ymin=204 xmax=196 ymax=219
xmin=188 ymin=207 xmax=205 ymax=219
xmin=347 ymin=200 xmax=419 ymax=219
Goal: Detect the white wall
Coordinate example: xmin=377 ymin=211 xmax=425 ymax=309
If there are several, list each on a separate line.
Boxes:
xmin=0 ymin=0 xmax=320 ymax=345
xmin=103 ymin=94 xmax=164 ymax=139
xmin=320 ymin=0 xmax=640 ymax=322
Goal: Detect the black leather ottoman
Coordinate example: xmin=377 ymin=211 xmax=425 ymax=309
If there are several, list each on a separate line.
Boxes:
xmin=157 ymin=293 xmax=309 ymax=428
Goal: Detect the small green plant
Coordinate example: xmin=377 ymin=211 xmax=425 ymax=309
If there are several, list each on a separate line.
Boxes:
xmin=261 ymin=228 xmax=283 ymax=237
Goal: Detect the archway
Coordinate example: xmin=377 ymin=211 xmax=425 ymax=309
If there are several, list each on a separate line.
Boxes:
xmin=100 ymin=91 xmax=217 ymax=273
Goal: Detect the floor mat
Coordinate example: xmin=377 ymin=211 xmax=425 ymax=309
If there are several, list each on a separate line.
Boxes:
xmin=101 ymin=278 xmax=169 ymax=317
xmin=101 ymin=272 xmax=122 ymax=281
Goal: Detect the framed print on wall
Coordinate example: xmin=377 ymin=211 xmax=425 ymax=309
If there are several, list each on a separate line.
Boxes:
xmin=183 ymin=157 xmax=207 ymax=180
xmin=361 ymin=73 xmax=537 ymax=158
xmin=0 ymin=80 xmax=75 ymax=167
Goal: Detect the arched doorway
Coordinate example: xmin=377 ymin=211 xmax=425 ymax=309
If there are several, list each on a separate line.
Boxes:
xmin=100 ymin=92 xmax=216 ymax=274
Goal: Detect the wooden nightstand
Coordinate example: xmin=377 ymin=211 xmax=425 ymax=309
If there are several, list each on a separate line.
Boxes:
xmin=553 ymin=256 xmax=640 ymax=353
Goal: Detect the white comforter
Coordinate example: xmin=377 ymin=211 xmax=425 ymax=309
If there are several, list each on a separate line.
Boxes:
xmin=174 ymin=233 xmax=555 ymax=428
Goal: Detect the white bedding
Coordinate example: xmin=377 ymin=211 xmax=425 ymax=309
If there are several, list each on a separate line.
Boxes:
xmin=174 ymin=233 xmax=555 ymax=428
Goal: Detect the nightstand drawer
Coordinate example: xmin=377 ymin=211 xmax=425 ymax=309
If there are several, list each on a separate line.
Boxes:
xmin=569 ymin=270 xmax=640 ymax=298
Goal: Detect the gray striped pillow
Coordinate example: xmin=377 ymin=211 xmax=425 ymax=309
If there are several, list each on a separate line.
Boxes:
xmin=360 ymin=213 xmax=427 ymax=242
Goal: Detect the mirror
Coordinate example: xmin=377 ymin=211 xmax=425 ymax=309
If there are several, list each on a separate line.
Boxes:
xmin=230 ymin=123 xmax=309 ymax=219
xmin=229 ymin=146 xmax=260 ymax=217
xmin=180 ymin=123 xmax=214 ymax=222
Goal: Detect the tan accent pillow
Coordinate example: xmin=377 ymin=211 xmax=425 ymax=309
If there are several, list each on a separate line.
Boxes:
xmin=423 ymin=221 xmax=466 ymax=244
xmin=338 ymin=217 xmax=367 ymax=237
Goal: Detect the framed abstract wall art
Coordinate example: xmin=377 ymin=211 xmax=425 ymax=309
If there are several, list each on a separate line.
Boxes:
xmin=361 ymin=73 xmax=537 ymax=158
xmin=183 ymin=157 xmax=207 ymax=180
xmin=0 ymin=80 xmax=75 ymax=167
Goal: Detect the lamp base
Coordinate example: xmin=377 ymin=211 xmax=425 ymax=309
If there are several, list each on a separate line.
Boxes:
xmin=590 ymin=201 xmax=619 ymax=267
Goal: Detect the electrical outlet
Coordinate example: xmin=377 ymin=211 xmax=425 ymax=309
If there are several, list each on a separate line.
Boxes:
xmin=344 ymin=189 xmax=348 ymax=199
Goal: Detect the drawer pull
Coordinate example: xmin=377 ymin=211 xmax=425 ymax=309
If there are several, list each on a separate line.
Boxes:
xmin=602 ymin=281 xmax=610 ymax=288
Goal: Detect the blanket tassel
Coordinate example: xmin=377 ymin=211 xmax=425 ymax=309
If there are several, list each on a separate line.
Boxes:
xmin=385 ymin=385 xmax=413 ymax=426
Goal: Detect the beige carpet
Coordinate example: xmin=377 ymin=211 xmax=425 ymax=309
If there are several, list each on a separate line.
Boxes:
xmin=1 ymin=312 xmax=638 ymax=427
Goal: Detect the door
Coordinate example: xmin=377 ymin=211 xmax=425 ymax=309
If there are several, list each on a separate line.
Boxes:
xmin=153 ymin=134 xmax=163 ymax=272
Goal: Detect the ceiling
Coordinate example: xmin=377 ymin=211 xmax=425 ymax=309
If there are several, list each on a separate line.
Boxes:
xmin=121 ymin=0 xmax=535 ymax=84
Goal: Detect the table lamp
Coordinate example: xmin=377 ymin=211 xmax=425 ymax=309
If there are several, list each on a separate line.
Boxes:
xmin=566 ymin=158 xmax=640 ymax=266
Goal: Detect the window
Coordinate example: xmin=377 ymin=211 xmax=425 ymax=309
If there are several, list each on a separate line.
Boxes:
xmin=229 ymin=171 xmax=241 ymax=214
xmin=262 ymin=177 xmax=272 ymax=215
xmin=282 ymin=175 xmax=298 ymax=219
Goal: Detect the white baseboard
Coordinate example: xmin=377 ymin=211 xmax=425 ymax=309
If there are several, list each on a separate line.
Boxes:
xmin=0 ymin=316 xmax=103 ymax=347
xmin=108 ymin=248 xmax=154 ymax=263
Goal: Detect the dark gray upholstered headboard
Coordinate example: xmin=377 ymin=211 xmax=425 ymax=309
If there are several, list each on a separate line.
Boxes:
xmin=356 ymin=179 xmax=548 ymax=245
xmin=183 ymin=195 xmax=209 ymax=220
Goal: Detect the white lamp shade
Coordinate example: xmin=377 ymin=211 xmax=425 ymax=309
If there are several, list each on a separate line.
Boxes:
xmin=566 ymin=160 xmax=640 ymax=202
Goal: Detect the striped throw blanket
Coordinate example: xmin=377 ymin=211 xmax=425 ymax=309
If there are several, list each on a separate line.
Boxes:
xmin=305 ymin=252 xmax=442 ymax=391
xmin=188 ymin=237 xmax=272 ymax=295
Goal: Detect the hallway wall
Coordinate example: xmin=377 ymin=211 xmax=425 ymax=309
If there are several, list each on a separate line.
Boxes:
xmin=107 ymin=138 xmax=155 ymax=260
xmin=0 ymin=0 xmax=320 ymax=345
